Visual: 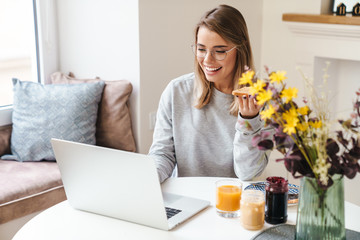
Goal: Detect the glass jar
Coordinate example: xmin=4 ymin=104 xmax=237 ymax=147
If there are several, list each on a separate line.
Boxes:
xmin=265 ymin=176 xmax=288 ymax=224
xmin=240 ymin=190 xmax=265 ymax=230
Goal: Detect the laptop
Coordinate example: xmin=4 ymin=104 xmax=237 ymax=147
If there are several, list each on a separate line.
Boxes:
xmin=51 ymin=138 xmax=210 ymax=231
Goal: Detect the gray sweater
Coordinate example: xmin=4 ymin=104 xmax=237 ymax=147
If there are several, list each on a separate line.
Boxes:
xmin=149 ymin=73 xmax=270 ymax=183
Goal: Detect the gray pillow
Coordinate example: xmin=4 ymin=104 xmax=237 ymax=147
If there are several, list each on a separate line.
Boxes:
xmin=2 ymin=78 xmax=105 ymax=162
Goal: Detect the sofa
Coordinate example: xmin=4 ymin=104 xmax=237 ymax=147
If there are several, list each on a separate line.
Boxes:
xmin=0 ymin=72 xmax=136 ymax=226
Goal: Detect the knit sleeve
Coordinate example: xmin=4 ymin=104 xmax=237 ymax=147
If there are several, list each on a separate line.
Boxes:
xmin=148 ymin=83 xmax=176 ymax=183
xmin=233 ymin=114 xmax=272 ymax=180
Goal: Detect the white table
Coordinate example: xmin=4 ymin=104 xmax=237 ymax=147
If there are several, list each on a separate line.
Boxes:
xmin=13 ymin=177 xmax=360 ymax=240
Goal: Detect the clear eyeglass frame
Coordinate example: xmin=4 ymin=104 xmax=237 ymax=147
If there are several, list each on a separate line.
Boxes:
xmin=191 ymin=45 xmax=237 ymax=61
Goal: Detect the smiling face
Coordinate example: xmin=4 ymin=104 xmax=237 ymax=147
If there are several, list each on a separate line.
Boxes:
xmin=196 ymin=26 xmax=237 ymax=93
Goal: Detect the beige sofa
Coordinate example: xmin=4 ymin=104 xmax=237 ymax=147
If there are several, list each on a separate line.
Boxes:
xmin=0 ymin=128 xmax=66 ymax=223
xmin=0 ymin=72 xmax=136 ymax=226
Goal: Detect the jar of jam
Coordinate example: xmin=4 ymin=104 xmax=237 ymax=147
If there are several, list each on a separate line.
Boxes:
xmin=265 ymin=176 xmax=288 ymax=224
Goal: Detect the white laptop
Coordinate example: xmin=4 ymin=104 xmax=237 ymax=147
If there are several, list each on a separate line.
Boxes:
xmin=51 ymin=138 xmax=210 ymax=231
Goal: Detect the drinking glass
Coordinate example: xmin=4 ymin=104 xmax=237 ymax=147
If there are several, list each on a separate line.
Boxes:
xmin=215 ymin=179 xmax=242 ymax=218
xmin=240 ymin=190 xmax=265 ymax=230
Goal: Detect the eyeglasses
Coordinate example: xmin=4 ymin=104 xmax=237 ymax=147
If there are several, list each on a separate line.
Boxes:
xmin=191 ymin=45 xmax=237 ymax=61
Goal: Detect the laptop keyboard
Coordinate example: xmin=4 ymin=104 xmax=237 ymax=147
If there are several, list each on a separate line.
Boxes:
xmin=165 ymin=207 xmax=182 ymax=219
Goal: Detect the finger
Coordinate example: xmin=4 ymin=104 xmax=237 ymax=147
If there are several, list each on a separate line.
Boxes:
xmin=241 ymin=95 xmax=249 ymax=111
xmin=249 ymin=95 xmax=258 ymax=110
xmin=248 ymin=96 xmax=257 ymax=110
xmin=238 ymin=95 xmax=245 ymax=110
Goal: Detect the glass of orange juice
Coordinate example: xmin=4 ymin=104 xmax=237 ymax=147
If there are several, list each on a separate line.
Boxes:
xmin=215 ymin=179 xmax=242 ymax=218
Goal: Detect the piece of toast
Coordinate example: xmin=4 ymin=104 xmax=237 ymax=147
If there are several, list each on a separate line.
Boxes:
xmin=232 ymin=87 xmax=251 ymax=96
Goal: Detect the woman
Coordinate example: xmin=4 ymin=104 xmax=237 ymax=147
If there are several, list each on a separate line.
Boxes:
xmin=149 ymin=4 xmax=270 ymax=183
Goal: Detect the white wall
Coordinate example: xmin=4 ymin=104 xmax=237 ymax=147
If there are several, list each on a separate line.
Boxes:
xmin=261 ymin=0 xmax=322 ymax=93
xmin=56 ymin=0 xmax=141 ymax=150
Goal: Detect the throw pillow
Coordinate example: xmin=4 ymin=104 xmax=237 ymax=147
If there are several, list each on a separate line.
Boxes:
xmin=50 ymin=72 xmax=136 ymax=152
xmin=0 ymin=125 xmax=11 ymax=156
xmin=2 ymin=78 xmax=105 ymax=162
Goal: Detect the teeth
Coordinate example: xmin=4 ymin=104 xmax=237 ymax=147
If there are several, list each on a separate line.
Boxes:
xmin=205 ymin=66 xmax=221 ymax=71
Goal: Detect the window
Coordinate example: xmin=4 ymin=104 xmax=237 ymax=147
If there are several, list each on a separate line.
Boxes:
xmin=0 ymin=0 xmax=39 ymax=107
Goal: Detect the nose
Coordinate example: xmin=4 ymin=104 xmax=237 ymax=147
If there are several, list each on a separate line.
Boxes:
xmin=203 ymin=50 xmax=216 ymax=63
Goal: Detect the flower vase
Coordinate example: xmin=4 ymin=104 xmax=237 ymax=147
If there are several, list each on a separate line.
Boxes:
xmin=295 ymin=175 xmax=345 ymax=240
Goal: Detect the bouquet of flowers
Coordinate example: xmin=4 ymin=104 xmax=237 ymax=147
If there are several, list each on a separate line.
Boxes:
xmin=240 ymin=63 xmax=359 ymax=238
xmin=239 ymin=63 xmax=360 ymax=189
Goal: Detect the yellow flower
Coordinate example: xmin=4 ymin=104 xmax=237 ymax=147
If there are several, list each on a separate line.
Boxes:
xmin=250 ymin=79 xmax=266 ymax=95
xmin=256 ymin=89 xmax=273 ymax=105
xmin=309 ymin=120 xmax=322 ymax=129
xmin=239 ymin=71 xmax=255 ymax=86
xmin=283 ymin=117 xmax=298 ymax=135
xmin=282 ymin=108 xmax=299 ymax=135
xmin=269 ymin=71 xmax=287 ymax=84
xmin=281 ymin=87 xmax=298 ymax=103
xmin=260 ymin=104 xmax=275 ymax=120
xmin=282 ymin=108 xmax=298 ymax=123
xmin=296 ymin=122 xmax=308 ymax=132
xmin=297 ymin=106 xmax=310 ymax=115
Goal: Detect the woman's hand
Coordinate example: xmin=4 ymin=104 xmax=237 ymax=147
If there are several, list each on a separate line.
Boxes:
xmin=237 ymin=95 xmax=263 ymax=119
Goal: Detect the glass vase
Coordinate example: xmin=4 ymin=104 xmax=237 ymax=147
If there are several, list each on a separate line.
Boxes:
xmin=295 ymin=175 xmax=345 ymax=240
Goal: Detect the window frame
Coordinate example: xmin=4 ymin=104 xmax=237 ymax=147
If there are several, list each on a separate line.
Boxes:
xmin=0 ymin=0 xmax=58 ymax=127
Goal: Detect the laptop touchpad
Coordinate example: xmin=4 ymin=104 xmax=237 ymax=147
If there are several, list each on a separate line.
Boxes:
xmin=163 ymin=193 xmax=183 ymax=205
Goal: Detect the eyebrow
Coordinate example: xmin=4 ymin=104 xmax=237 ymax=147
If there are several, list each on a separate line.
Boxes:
xmin=196 ymin=43 xmax=229 ymax=48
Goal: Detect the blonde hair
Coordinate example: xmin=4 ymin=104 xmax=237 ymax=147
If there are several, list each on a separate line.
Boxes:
xmin=193 ymin=5 xmax=254 ymax=116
